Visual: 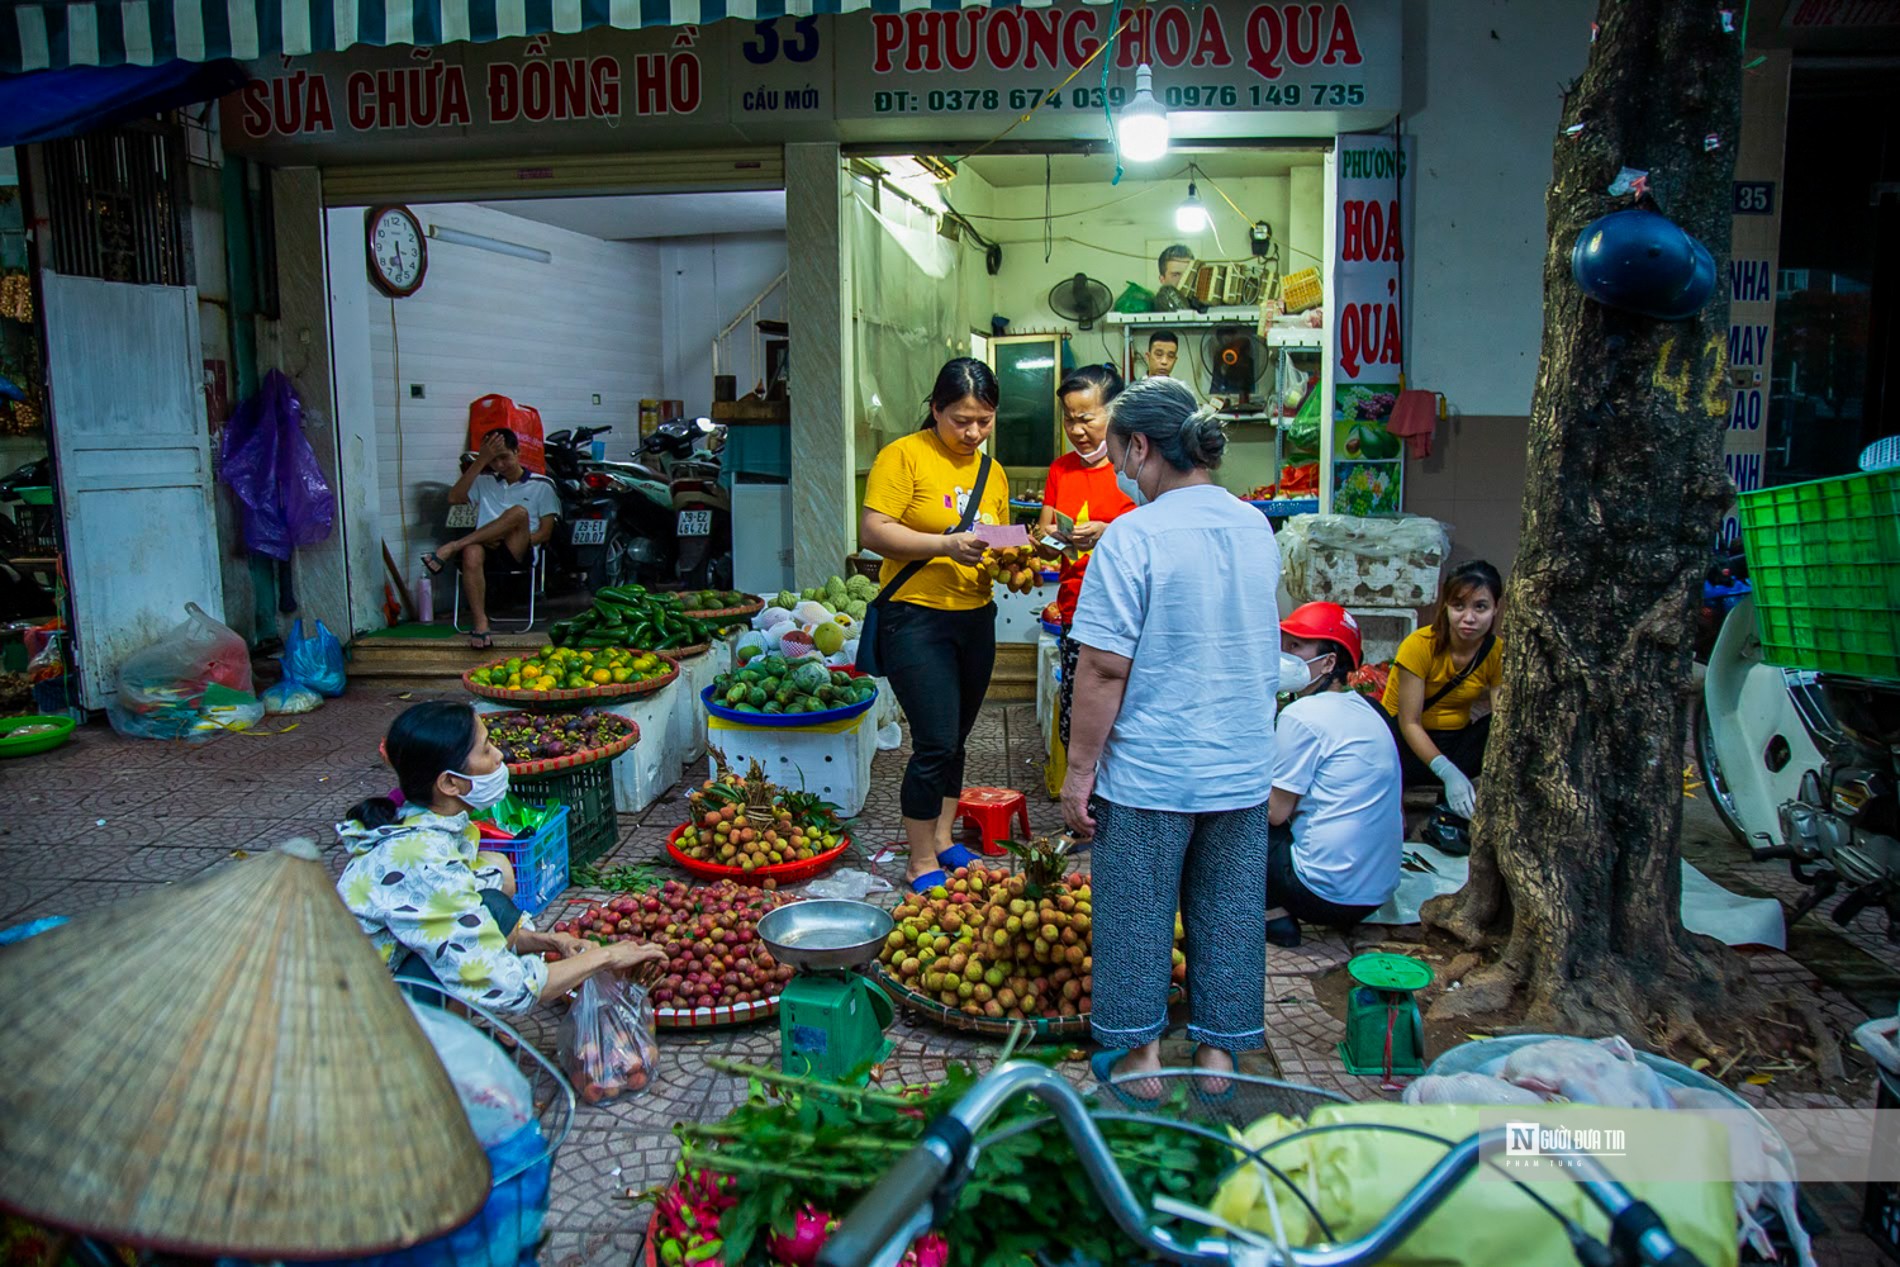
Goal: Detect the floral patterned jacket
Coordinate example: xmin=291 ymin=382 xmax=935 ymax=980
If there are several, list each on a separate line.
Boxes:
xmin=335 ymin=808 xmax=547 ymax=1016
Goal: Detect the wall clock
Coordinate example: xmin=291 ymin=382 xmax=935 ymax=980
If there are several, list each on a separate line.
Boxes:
xmin=366 ymin=205 xmax=427 ymax=298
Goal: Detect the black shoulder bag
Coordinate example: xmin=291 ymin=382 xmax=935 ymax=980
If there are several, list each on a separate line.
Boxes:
xmin=1421 ymin=631 xmax=1497 ymax=714
xmin=855 ymin=453 xmax=993 ymax=676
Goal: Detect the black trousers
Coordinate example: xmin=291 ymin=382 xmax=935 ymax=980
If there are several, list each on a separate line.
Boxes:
xmin=1268 ymin=822 xmax=1382 ymax=930
xmin=1387 ymin=710 xmax=1492 ymax=786
xmin=880 ymin=600 xmax=997 ymax=820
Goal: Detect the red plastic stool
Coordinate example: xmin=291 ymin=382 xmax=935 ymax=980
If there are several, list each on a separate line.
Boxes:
xmin=955 ymin=787 xmax=1031 ymax=856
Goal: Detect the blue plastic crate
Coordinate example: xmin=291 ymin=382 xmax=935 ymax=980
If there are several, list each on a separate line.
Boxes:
xmin=482 ymin=803 xmax=570 ymax=918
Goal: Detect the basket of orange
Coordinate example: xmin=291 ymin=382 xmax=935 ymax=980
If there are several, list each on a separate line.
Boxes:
xmin=464 ymin=645 xmax=677 ymax=705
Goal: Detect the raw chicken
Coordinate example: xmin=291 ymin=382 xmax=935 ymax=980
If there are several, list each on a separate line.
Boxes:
xmin=1670 ymin=1086 xmax=1815 ymax=1267
xmin=1402 ymin=1073 xmax=1548 ymax=1107
xmin=1498 ymin=1036 xmax=1675 ymax=1110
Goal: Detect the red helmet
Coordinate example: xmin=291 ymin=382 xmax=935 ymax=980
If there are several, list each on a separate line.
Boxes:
xmin=1280 ymin=602 xmax=1362 ymax=671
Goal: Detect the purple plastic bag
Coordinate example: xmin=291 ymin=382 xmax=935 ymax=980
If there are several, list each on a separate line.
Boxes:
xmin=218 ymin=370 xmax=336 ymax=560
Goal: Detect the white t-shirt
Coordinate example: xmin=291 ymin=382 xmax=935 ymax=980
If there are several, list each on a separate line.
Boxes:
xmin=472 ymin=471 xmax=560 ymax=529
xmin=1274 ymin=689 xmax=1404 ymax=906
xmin=1070 ymin=482 xmax=1280 ymax=813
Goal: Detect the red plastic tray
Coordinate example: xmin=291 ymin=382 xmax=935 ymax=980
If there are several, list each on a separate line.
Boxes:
xmin=664 ymin=822 xmax=850 ymax=886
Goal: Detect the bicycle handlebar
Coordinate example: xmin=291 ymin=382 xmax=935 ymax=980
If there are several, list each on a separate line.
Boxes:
xmin=815 ymin=1062 xmax=1708 ymax=1267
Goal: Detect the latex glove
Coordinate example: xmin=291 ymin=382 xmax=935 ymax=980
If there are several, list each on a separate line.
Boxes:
xmin=1430 ymin=756 xmax=1477 ymax=819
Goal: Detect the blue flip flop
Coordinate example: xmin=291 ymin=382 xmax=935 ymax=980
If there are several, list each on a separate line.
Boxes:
xmin=1090 ymin=1049 xmax=1166 ymax=1106
xmin=936 ymin=843 xmax=981 ymax=868
xmin=908 ymin=868 xmax=948 ymax=895
xmin=1192 ymin=1045 xmax=1238 ymax=1105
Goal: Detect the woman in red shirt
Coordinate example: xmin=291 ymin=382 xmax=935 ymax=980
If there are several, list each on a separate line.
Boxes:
xmin=1036 ymin=364 xmax=1136 ymax=745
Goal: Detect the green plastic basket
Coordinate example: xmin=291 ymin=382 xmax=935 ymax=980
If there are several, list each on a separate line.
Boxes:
xmin=511 ymin=757 xmax=617 ymax=869
xmin=1737 ymin=468 xmax=1900 ymax=678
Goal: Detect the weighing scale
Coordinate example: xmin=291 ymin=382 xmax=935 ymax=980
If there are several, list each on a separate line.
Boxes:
xmin=757 ymin=899 xmax=897 ymax=1084
xmin=1338 ymin=952 xmax=1433 ymax=1078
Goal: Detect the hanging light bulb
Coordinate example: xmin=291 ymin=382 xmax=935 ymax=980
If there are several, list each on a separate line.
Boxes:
xmin=1176 ymin=181 xmax=1209 ymax=233
xmin=1117 ymin=63 xmax=1170 ymax=163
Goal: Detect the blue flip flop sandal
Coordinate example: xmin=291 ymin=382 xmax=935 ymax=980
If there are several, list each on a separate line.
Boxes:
xmin=936 ymin=843 xmax=981 ymax=868
xmin=908 ymin=868 xmax=948 ymax=895
xmin=1090 ymin=1050 xmax=1166 ymax=1106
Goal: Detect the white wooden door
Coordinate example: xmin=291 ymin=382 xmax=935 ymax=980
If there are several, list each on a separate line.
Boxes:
xmin=41 ymin=272 xmax=221 ymax=710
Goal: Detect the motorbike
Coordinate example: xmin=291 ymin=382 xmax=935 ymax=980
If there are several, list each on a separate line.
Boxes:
xmin=816 ymin=1061 xmax=1713 ymax=1267
xmin=641 ymin=416 xmax=733 ymax=591
xmin=1699 ymin=448 xmax=1900 ymax=938
xmin=541 ymin=424 xmax=674 ymax=590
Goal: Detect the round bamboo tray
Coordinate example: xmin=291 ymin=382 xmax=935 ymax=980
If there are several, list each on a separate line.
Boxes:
xmin=868 ymin=964 xmax=1184 ymax=1039
xmin=655 ymin=992 xmax=781 ymax=1031
xmin=492 ymin=721 xmax=639 ymax=776
xmin=461 ymin=654 xmax=679 ymax=705
xmin=663 ymin=642 xmax=712 ymax=660
xmin=680 ymin=599 xmax=764 ymax=621
xmin=664 ymin=824 xmax=851 ymax=886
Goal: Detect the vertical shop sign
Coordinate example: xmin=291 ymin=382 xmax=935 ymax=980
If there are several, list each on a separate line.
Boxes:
xmin=1720 ymin=51 xmax=1789 ymax=545
xmin=1331 ymin=131 xmax=1412 ymax=516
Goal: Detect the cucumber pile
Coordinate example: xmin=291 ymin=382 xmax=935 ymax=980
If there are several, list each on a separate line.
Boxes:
xmin=549 ymin=585 xmax=730 ymax=650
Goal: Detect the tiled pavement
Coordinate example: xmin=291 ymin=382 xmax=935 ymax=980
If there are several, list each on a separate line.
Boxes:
xmin=1 ymin=685 xmax=1894 ymax=1266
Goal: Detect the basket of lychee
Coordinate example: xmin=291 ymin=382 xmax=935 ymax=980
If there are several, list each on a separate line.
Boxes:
xmin=667 ymin=749 xmax=852 ymax=885
xmin=870 ymin=848 xmax=1186 ymax=1036
xmin=549 ymin=879 xmax=795 ymax=1029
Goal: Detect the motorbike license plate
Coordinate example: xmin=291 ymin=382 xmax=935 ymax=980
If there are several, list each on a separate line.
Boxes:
xmin=571 ymin=518 xmax=608 ymax=546
xmin=678 ymin=509 xmax=713 ymax=537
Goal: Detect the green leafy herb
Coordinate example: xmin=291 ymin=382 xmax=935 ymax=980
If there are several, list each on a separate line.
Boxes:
xmin=676 ymin=1052 xmax=1232 ymax=1266
xmin=570 ymin=861 xmax=665 ymax=893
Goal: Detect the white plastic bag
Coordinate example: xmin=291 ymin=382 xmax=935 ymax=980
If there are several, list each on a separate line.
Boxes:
xmin=408 ymin=1000 xmax=534 ymax=1147
xmin=804 ymin=869 xmax=895 ymax=901
xmin=262 ymin=679 xmax=324 ymax=715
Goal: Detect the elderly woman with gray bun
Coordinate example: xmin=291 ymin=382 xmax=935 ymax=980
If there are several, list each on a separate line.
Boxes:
xmin=1061 ymin=376 xmax=1283 ymax=1095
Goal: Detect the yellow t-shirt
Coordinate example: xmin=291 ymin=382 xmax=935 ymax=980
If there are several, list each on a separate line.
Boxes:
xmin=1380 ymin=626 xmax=1502 ymax=731
xmin=862 ymin=430 xmax=1011 ymax=612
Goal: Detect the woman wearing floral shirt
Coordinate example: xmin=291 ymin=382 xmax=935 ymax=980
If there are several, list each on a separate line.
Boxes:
xmin=336 ymin=702 xmax=661 ymax=1015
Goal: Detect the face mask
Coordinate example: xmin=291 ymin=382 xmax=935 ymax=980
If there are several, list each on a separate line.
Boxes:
xmin=451 ymin=764 xmax=510 ymax=811
xmin=1115 ymin=444 xmax=1149 ymax=507
xmin=1075 ymin=438 xmax=1108 ymax=463
xmin=1276 ymin=652 xmax=1331 ymax=695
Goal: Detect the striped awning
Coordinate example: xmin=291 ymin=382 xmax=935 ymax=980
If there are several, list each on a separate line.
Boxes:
xmin=2 ymin=0 xmax=1008 ymax=74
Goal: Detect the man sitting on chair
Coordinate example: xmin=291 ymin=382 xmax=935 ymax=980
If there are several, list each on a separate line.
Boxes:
xmin=422 ymin=428 xmax=558 ymax=649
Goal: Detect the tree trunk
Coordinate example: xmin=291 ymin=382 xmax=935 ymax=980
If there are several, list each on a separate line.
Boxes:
xmin=1422 ymin=0 xmax=1749 ymax=1046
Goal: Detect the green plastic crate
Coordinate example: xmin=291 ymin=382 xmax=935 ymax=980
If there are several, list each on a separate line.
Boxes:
xmin=511 ymin=758 xmax=618 ymax=869
xmin=1737 ymin=468 xmax=1900 ymax=678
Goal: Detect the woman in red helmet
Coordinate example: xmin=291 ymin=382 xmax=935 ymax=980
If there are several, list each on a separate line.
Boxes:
xmin=1266 ymin=602 xmax=1404 ymax=947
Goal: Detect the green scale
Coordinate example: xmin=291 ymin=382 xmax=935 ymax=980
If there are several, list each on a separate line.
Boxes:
xmin=758 ymin=899 xmax=897 ymax=1083
xmin=1338 ymin=952 xmax=1433 ymax=1078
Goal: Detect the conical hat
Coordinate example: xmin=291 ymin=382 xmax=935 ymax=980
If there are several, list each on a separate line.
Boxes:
xmin=0 ymin=840 xmax=492 ymax=1258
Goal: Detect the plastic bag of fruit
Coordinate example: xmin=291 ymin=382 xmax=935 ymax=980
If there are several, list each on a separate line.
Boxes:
xmin=558 ymin=974 xmax=659 ymax=1103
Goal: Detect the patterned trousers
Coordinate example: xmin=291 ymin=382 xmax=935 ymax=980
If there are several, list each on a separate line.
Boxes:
xmin=1086 ymin=797 xmax=1269 ymax=1052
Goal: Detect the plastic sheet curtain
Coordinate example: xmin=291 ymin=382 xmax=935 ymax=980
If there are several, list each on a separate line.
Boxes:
xmin=849 ymin=190 xmax=971 ymax=461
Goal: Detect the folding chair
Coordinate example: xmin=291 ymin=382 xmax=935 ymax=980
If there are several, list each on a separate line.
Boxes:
xmin=444 ymin=502 xmax=546 ymax=633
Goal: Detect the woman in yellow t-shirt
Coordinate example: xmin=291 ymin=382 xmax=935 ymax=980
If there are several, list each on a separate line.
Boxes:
xmin=860 ymin=358 xmax=1013 ymax=893
xmin=1380 ymin=560 xmax=1505 ymax=819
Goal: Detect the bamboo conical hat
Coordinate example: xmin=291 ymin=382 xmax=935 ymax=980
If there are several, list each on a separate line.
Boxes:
xmin=0 ymin=840 xmax=492 ymax=1259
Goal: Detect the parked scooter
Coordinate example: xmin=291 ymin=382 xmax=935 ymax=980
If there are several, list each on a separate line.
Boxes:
xmin=541 ymin=425 xmax=674 ymax=590
xmin=1700 ymin=451 xmax=1900 ymax=937
xmin=641 ymin=417 xmax=733 ymax=591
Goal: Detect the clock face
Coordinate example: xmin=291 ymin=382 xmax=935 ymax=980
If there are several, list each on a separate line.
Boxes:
xmin=367 ymin=207 xmax=426 ymax=297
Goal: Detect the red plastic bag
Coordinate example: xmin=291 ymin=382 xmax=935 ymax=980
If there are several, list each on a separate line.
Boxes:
xmin=558 ymin=974 xmax=658 ymax=1103
xmin=466 ymin=395 xmax=546 ymax=475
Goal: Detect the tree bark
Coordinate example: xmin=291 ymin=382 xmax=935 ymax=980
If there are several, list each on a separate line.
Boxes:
xmin=1421 ymin=0 xmax=1749 ymax=1046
